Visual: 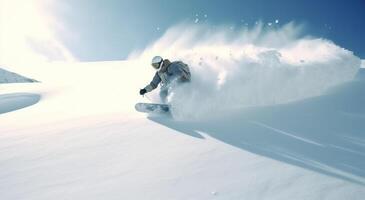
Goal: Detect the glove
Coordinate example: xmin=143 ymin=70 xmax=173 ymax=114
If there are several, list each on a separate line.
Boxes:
xmin=139 ymin=88 xmax=147 ymax=95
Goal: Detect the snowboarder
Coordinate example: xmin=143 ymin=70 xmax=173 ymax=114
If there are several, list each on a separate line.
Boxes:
xmin=139 ymin=56 xmax=191 ymax=103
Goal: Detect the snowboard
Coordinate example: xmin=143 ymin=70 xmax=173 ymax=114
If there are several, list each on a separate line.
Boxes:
xmin=135 ymin=103 xmax=170 ymax=114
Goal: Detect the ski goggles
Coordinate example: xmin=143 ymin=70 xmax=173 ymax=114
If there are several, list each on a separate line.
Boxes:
xmin=152 ymin=60 xmax=163 ymax=69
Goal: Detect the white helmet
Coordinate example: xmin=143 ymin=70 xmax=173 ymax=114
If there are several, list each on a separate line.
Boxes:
xmin=151 ymin=56 xmax=163 ymax=69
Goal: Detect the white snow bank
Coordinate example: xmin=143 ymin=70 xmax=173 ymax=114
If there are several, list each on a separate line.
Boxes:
xmin=0 ymin=93 xmax=40 ymax=114
xmin=131 ymin=22 xmax=361 ymax=120
xmin=361 ymin=60 xmax=365 ymax=68
xmin=0 ymin=61 xmax=150 ymax=126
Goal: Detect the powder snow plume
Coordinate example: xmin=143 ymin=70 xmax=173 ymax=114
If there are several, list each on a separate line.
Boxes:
xmin=130 ymin=22 xmax=361 ymax=120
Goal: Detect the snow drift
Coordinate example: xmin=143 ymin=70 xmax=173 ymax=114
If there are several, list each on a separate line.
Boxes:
xmin=131 ymin=22 xmax=361 ymax=120
xmin=0 ymin=68 xmax=37 ymax=83
xmin=0 ymin=93 xmax=40 ymax=114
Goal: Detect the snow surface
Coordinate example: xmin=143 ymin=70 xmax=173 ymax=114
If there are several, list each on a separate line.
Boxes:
xmin=0 ymin=60 xmax=364 ymax=200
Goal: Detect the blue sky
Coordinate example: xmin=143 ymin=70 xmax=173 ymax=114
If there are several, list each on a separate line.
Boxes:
xmin=53 ymin=0 xmax=365 ymax=61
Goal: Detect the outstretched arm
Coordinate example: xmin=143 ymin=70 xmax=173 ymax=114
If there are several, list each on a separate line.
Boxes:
xmin=144 ymin=72 xmax=161 ymax=93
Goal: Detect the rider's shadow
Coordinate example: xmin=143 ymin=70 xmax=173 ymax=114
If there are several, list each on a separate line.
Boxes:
xmin=148 ymin=116 xmax=205 ymax=139
xmin=147 ymin=81 xmax=365 ymax=186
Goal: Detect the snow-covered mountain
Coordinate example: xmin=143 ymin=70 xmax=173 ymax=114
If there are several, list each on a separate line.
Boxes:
xmin=0 ymin=60 xmax=364 ymax=200
xmin=0 ymin=68 xmax=37 ymax=83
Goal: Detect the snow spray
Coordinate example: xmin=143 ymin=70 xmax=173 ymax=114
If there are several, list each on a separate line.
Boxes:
xmin=130 ymin=22 xmax=360 ymax=120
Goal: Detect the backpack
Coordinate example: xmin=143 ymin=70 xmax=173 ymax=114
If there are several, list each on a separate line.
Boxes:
xmin=175 ymin=61 xmax=191 ymax=81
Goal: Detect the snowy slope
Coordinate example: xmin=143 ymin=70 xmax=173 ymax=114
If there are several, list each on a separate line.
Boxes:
xmin=0 ymin=68 xmax=37 ymax=83
xmin=0 ymin=60 xmax=364 ymax=200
